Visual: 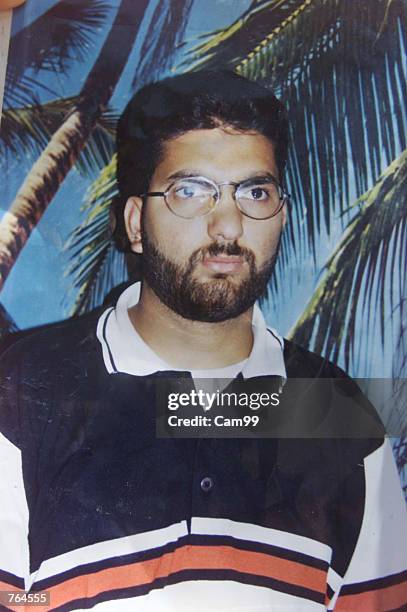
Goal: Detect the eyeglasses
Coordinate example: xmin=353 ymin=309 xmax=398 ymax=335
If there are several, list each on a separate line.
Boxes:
xmin=140 ymin=175 xmax=289 ymax=220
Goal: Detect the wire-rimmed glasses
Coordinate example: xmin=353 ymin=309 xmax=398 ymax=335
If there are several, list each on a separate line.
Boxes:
xmin=140 ymin=175 xmax=289 ymax=220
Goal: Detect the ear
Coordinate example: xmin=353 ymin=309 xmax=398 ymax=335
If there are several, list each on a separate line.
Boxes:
xmin=124 ymin=196 xmax=144 ymax=253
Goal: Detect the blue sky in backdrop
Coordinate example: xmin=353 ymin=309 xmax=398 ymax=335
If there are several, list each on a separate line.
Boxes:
xmin=1 ymin=0 xmax=401 ymax=378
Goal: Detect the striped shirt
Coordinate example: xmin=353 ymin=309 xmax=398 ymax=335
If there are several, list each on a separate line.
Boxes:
xmin=0 ymin=284 xmax=406 ymax=610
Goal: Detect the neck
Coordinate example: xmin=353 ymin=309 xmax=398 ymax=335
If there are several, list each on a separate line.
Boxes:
xmin=127 ymin=283 xmax=254 ymax=370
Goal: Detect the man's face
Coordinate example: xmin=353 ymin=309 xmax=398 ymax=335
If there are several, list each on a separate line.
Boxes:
xmin=125 ymin=127 xmax=286 ymax=322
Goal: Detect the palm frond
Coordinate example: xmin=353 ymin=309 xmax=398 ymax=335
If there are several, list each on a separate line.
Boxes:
xmin=3 ymin=74 xmax=53 ymax=109
xmin=133 ymin=0 xmax=194 ymax=87
xmin=7 ymin=0 xmax=110 ymax=79
xmin=0 ymin=97 xmax=118 ymax=177
xmin=288 ymin=149 xmax=407 ymax=373
xmin=4 ymin=0 xmax=110 ymax=108
xmin=252 ymin=0 xmax=407 ymax=251
xmin=256 ymin=0 xmax=406 ymax=258
xmin=176 ymin=0 xmax=303 ymax=73
xmin=178 ymin=0 xmax=407 ymax=259
xmin=75 ymin=109 xmax=118 ymax=177
xmin=394 ymin=297 xmax=407 ymax=379
xmin=64 ymin=155 xmax=128 ymax=315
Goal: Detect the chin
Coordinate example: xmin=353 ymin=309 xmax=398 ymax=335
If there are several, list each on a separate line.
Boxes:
xmin=179 ymin=280 xmax=255 ymax=323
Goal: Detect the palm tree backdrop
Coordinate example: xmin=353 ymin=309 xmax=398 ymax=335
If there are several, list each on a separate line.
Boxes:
xmin=0 ymin=0 xmax=151 ymax=291
xmin=0 ymin=0 xmax=406 ymax=492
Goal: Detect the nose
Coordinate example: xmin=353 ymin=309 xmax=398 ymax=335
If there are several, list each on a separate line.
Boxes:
xmin=207 ymin=185 xmax=244 ymax=242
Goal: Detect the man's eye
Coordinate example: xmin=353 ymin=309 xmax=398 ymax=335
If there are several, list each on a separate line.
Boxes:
xmin=251 ymin=187 xmax=268 ymax=200
xmin=240 ymin=186 xmax=270 ymax=201
xmin=177 ymin=186 xmax=195 ymax=198
xmin=174 ymin=183 xmax=207 ymax=199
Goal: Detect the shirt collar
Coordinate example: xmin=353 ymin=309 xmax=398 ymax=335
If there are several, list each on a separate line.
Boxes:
xmin=97 ymin=281 xmax=286 ymax=380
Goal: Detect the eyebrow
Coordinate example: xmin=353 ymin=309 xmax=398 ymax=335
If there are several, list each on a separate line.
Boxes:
xmin=166 ymin=171 xmax=203 ymax=182
xmin=166 ymin=170 xmax=279 ymax=183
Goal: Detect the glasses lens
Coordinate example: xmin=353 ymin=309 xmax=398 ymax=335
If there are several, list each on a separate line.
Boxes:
xmin=166 ymin=179 xmax=216 ymax=218
xmin=236 ymin=181 xmax=283 ymax=219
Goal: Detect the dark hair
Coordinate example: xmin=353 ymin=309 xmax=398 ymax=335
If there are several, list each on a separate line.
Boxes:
xmin=113 ymin=70 xmax=288 ymax=251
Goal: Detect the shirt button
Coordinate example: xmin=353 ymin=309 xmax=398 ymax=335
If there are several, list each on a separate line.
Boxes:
xmin=200 ymin=477 xmax=214 ymax=492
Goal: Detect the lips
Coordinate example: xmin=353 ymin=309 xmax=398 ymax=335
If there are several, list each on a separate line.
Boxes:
xmin=201 ymin=255 xmax=245 ymax=274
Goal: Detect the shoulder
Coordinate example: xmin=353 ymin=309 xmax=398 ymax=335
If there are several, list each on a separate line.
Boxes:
xmin=0 ymin=309 xmax=108 ymax=446
xmin=283 ymin=338 xmax=348 ymax=378
xmin=0 ymin=308 xmax=105 ymax=381
xmin=282 ymin=338 xmax=385 ymax=448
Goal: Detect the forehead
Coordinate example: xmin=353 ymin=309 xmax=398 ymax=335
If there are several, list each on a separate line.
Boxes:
xmin=153 ymin=127 xmax=278 ymax=184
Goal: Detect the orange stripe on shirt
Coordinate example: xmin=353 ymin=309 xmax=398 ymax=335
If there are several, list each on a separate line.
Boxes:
xmin=0 ymin=580 xmax=20 ymax=591
xmin=0 ymin=581 xmax=20 ymax=612
xmin=44 ymin=544 xmax=327 ymax=608
xmin=336 ymin=579 xmax=407 ymax=611
xmin=0 ymin=584 xmax=50 ymax=612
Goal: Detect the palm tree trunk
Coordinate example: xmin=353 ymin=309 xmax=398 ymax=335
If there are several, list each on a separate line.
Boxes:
xmin=0 ymin=0 xmax=148 ymax=291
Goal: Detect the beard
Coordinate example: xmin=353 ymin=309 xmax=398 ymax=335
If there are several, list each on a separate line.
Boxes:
xmin=141 ymin=232 xmax=279 ymax=323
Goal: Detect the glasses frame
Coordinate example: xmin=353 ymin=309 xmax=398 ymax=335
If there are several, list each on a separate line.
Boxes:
xmin=140 ymin=175 xmax=290 ymax=220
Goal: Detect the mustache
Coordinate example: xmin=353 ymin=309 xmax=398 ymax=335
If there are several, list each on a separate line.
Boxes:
xmin=191 ymin=241 xmax=256 ymax=266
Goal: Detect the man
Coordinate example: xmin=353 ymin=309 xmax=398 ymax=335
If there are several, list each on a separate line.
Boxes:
xmin=0 ymin=71 xmax=406 ymax=611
